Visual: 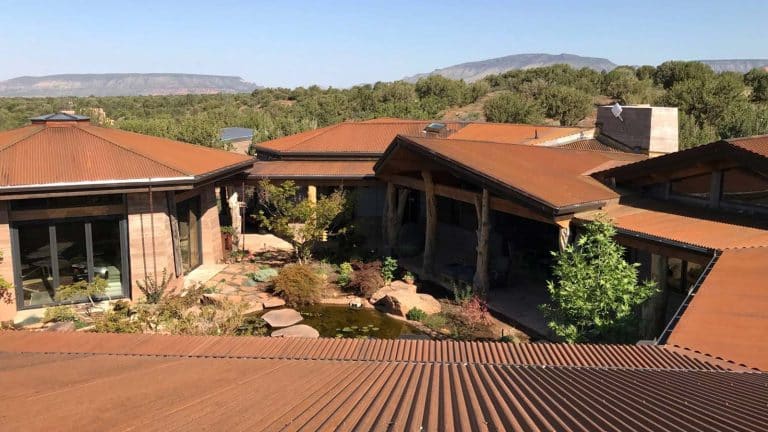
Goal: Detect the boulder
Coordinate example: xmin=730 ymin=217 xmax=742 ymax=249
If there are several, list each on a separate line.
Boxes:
xmin=262 ymin=308 xmax=303 ymax=327
xmin=271 ymin=324 xmax=320 ymax=338
xmin=369 ymin=280 xmax=417 ymax=304
xmin=262 ymin=297 xmax=286 ymax=309
xmin=376 ymin=291 xmax=441 ymax=317
xmin=201 ymin=293 xmax=227 ymax=306
xmin=44 ymin=321 xmax=76 ymax=332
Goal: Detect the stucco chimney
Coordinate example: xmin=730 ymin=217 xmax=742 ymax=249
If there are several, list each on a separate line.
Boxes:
xmin=596 ymin=105 xmax=679 ymax=157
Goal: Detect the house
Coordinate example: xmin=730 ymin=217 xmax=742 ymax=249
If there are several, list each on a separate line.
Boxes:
xmin=0 ymin=113 xmax=253 ymax=321
xmin=252 ymin=107 xmax=768 ymax=370
xmin=248 ymin=117 xmax=595 ymax=242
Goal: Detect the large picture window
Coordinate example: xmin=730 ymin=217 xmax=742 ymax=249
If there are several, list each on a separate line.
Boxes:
xmin=12 ymin=217 xmax=128 ymax=308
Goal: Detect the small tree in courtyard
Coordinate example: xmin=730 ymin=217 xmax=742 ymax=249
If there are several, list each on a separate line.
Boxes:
xmin=540 ymin=218 xmax=657 ymax=343
xmin=256 ymin=180 xmax=347 ymax=263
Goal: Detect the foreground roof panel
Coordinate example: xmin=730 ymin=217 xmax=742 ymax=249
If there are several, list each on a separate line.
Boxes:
xmin=0 ymin=348 xmax=765 ymax=431
xmin=668 ymin=247 xmax=768 ymax=370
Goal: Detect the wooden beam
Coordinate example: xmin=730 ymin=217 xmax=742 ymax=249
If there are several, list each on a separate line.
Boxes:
xmin=0 ymin=185 xmax=191 ymax=201
xmin=473 ymin=188 xmax=490 ymax=295
xmin=383 ymin=182 xmax=396 ymax=255
xmin=422 ymin=170 xmax=437 ymax=277
xmin=8 ymin=204 xmax=125 ymax=222
xmin=383 ymin=174 xmax=554 ymax=224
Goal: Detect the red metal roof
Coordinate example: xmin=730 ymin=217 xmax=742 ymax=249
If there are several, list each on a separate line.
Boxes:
xmin=253 ymin=119 xmax=595 ymax=156
xmin=576 ymin=201 xmax=768 ymax=251
xmin=448 ymin=123 xmax=590 ymax=145
xmin=668 ymin=247 xmax=768 ymax=371
xmin=0 ymin=332 xmax=765 ymax=431
xmin=556 ymin=138 xmax=621 ymax=152
xmin=384 ymin=135 xmax=645 ymax=210
xmin=0 ymin=120 xmax=253 ymax=190
xmin=248 ymin=160 xmax=375 ymax=180
xmin=0 ymin=330 xmax=745 ymax=370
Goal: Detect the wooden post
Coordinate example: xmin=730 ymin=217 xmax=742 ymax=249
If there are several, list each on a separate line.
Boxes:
xmin=557 ymin=222 xmax=571 ymax=252
xmin=422 ymin=170 xmax=437 ymax=277
xmin=166 ymin=191 xmax=183 ymax=277
xmin=383 ymin=182 xmax=397 ymax=255
xmin=473 ymin=188 xmax=490 ymax=295
xmin=307 ymin=185 xmax=317 ymax=204
xmin=394 ymin=188 xmax=409 ymax=246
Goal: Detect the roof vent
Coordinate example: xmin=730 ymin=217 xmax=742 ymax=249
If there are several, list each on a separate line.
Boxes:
xmin=30 ymin=112 xmax=90 ymax=124
xmin=423 ymin=122 xmax=447 ymax=134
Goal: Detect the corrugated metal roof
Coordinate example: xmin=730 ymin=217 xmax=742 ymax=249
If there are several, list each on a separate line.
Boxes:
xmin=254 ymin=119 xmax=594 ymax=156
xmin=29 ymin=112 xmax=89 ymax=122
xmin=0 ymin=339 xmax=765 ymax=431
xmin=448 ymin=123 xmax=590 ymax=145
xmin=576 ymin=201 xmax=768 ymax=251
xmin=249 ymin=160 xmax=375 ymax=180
xmin=0 ymin=331 xmax=746 ymax=370
xmin=556 ymin=138 xmax=621 ymax=152
xmin=384 ymin=135 xmax=645 ymax=210
xmin=0 ymin=120 xmax=253 ymax=189
xmin=668 ymin=247 xmax=768 ymax=371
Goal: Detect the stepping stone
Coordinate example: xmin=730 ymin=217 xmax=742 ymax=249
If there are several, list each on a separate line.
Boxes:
xmin=262 ymin=298 xmax=286 ymax=308
xmin=262 ymin=308 xmax=303 ymax=328
xmin=271 ymin=324 xmax=319 ymax=338
xmin=44 ymin=321 xmax=76 ymax=332
xmin=243 ymin=302 xmax=264 ymax=314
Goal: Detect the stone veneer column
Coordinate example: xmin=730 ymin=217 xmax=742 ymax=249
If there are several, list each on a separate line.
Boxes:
xmin=126 ymin=192 xmax=175 ymax=299
xmin=199 ymin=185 xmax=224 ymax=264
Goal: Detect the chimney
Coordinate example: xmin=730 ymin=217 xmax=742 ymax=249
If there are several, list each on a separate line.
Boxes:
xmin=596 ymin=105 xmax=679 ymax=157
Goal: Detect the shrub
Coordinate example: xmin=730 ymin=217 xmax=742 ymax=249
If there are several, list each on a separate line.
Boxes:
xmin=451 ymin=281 xmax=473 ymax=305
xmin=249 ymin=268 xmax=278 ymax=283
xmin=136 ymin=269 xmax=170 ymax=304
xmin=459 ymin=296 xmax=492 ymax=327
xmin=338 ymin=262 xmax=353 ymax=287
xmin=43 ymin=305 xmax=77 ymax=323
xmin=406 ymin=307 xmax=427 ymax=321
xmin=272 ymin=263 xmax=323 ymax=306
xmin=421 ymin=313 xmax=448 ymax=331
xmin=94 ymin=304 xmax=141 ymax=333
xmin=381 ymin=256 xmax=398 ymax=284
xmin=348 ymin=260 xmax=384 ymax=298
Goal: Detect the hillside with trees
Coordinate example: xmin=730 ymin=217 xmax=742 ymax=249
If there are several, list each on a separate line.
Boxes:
xmin=1 ymin=61 xmax=767 ymax=151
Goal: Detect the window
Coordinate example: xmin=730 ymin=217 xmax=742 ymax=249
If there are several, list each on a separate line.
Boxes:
xmin=177 ymin=197 xmax=202 ymax=274
xmin=665 ymin=257 xmax=704 ymax=294
xmin=669 ymin=173 xmax=711 ymax=200
xmin=13 ymin=218 xmax=128 ymax=308
xmin=721 ymin=167 xmax=768 ymax=208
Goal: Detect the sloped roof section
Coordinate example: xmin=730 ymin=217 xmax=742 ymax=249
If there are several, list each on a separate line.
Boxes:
xmin=380 ymin=135 xmax=645 ymax=211
xmin=556 ymin=138 xmax=621 ymax=152
xmin=249 ymin=160 xmax=375 ymax=180
xmin=0 ymin=330 xmax=745 ymax=370
xmin=0 ymin=332 xmax=766 ymax=432
xmin=667 ymin=247 xmax=768 ymax=371
xmin=576 ymin=200 xmax=768 ymax=250
xmin=0 ymin=119 xmax=253 ymax=191
xmin=447 ymin=123 xmax=590 ymax=145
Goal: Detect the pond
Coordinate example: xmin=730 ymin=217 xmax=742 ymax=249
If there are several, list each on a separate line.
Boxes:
xmin=294 ymin=304 xmax=421 ymax=339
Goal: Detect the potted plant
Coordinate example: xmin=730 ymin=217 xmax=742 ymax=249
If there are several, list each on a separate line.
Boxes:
xmin=403 ymin=271 xmax=415 ymax=285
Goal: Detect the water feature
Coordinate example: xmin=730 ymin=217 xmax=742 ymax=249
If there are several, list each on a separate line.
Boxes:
xmin=295 ymin=304 xmax=420 ymax=339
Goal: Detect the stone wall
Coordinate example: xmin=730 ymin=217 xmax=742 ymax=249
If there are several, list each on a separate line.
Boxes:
xmin=0 ymin=202 xmax=15 ymax=321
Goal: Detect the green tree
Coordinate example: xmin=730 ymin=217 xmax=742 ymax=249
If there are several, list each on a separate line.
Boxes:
xmin=256 ymin=180 xmax=348 ymax=263
xmin=483 ymin=92 xmax=543 ymax=123
xmin=540 ymin=219 xmax=657 ymax=343
xmin=540 ymin=85 xmax=592 ymax=126
xmin=679 ymin=112 xmax=718 ymax=149
xmin=745 ymin=68 xmax=768 ymax=102
xmin=654 ymin=61 xmax=715 ymax=89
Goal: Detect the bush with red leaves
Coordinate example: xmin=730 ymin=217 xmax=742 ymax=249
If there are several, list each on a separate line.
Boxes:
xmin=348 ymin=260 xmax=384 ymax=299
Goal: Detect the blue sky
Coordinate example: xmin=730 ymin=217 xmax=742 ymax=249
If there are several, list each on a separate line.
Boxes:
xmin=0 ymin=0 xmax=766 ymax=87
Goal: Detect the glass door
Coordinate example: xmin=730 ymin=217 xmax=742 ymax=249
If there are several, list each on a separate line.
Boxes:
xmin=177 ymin=197 xmax=201 ymax=274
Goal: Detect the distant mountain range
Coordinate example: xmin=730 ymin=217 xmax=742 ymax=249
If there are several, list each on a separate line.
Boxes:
xmin=0 ymin=73 xmax=260 ymax=97
xmin=404 ymin=53 xmax=768 ymax=82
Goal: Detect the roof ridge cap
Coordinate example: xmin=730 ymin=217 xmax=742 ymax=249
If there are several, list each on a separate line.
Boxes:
xmin=77 ymin=125 xmax=190 ymax=176
xmin=0 ymin=125 xmax=46 ymax=153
